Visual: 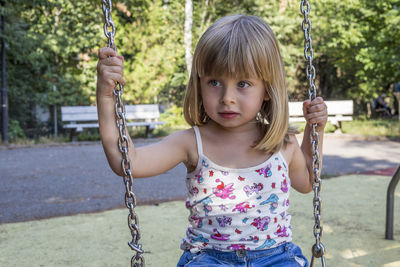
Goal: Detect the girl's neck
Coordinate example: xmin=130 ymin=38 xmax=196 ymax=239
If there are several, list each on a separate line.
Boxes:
xmin=205 ymin=120 xmax=262 ymax=144
xmin=199 ymin=121 xmax=270 ymax=169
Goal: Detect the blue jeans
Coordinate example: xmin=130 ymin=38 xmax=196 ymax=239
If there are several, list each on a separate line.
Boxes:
xmin=177 ymin=242 xmax=308 ymax=267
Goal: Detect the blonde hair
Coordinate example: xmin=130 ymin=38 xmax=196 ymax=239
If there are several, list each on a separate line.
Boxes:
xmin=184 ymin=14 xmax=295 ymax=153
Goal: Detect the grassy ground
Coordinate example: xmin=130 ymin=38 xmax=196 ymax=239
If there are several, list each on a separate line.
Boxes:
xmin=341 ymin=119 xmax=400 ymax=138
xmin=1 ymin=174 xmax=399 ymax=267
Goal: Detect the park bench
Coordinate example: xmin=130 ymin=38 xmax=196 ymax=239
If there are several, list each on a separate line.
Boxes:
xmin=289 ymin=100 xmax=353 ymax=132
xmin=61 ymin=104 xmax=165 ymax=140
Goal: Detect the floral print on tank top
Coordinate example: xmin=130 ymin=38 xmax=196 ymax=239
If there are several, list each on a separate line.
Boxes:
xmin=181 ymin=127 xmax=293 ymax=253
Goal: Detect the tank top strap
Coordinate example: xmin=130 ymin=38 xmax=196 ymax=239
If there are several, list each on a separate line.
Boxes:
xmin=193 ymin=126 xmax=204 ymax=156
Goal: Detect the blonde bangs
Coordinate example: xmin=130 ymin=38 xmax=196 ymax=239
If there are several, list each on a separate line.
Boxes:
xmin=194 ymin=15 xmax=277 ymax=81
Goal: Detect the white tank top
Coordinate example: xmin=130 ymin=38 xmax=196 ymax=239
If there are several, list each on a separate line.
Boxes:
xmin=181 ymin=126 xmax=293 ymax=253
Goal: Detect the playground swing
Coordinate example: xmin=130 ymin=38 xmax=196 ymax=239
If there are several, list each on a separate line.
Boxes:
xmin=101 ymin=0 xmax=326 ymax=266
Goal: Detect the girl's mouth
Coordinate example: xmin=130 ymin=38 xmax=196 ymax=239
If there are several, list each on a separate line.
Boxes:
xmin=218 ymin=112 xmax=239 ymax=119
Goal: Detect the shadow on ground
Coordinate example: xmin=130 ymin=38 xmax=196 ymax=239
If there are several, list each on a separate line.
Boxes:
xmin=322 ymin=155 xmax=399 ymax=176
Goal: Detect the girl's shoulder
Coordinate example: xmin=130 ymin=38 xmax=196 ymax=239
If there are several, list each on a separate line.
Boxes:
xmin=165 ymin=127 xmax=198 ymax=171
xmin=165 ymin=127 xmax=196 ymax=150
xmin=167 ymin=127 xmax=195 ymax=139
xmin=280 ymin=133 xmax=300 ymax=165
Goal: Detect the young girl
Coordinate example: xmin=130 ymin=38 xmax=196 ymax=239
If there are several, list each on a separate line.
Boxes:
xmin=97 ymin=14 xmax=327 ymax=267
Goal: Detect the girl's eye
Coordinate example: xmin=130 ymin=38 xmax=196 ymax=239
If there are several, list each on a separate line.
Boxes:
xmin=237 ymin=81 xmax=250 ymax=88
xmin=209 ymin=80 xmax=221 ymax=87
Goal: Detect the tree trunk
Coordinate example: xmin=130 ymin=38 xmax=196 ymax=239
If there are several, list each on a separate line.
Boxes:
xmin=184 ymin=0 xmax=193 ymax=74
xmin=199 ymin=0 xmax=209 ymax=34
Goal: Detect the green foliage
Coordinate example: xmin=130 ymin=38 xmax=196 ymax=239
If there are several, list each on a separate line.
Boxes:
xmin=112 ymin=1 xmax=187 ymax=106
xmin=8 ymin=120 xmax=26 ymax=141
xmin=313 ymin=0 xmax=400 ymax=102
xmin=159 ymin=105 xmax=187 ymax=129
xmin=341 ymin=119 xmax=400 ymax=138
xmin=2 ymin=0 xmax=102 ymax=135
xmin=291 ymin=121 xmax=337 ymax=134
xmin=2 ymin=0 xmax=400 ymax=140
xmin=76 ymin=129 xmax=101 ymax=142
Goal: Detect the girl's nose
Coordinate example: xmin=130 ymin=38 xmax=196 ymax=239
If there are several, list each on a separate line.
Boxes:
xmin=220 ymin=86 xmax=236 ymax=105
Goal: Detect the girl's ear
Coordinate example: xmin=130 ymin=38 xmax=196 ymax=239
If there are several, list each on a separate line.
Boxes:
xmin=263 ymin=82 xmax=271 ymax=101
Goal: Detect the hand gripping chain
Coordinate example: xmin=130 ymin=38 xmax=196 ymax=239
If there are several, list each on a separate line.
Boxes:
xmin=300 ymin=1 xmax=326 ymax=266
xmin=101 ymin=1 xmax=145 ymax=266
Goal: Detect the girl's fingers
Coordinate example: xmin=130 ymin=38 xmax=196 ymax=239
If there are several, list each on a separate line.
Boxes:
xmin=101 ymin=65 xmax=123 ymax=75
xmin=98 ymin=47 xmax=117 ymax=59
xmin=302 ymin=100 xmax=311 ymax=114
xmin=302 ymin=97 xmax=327 ymax=130
xmin=307 ymin=103 xmax=327 ymax=114
xmin=99 ymin=56 xmax=124 ymax=67
xmin=303 ymin=97 xmax=328 ymax=125
xmin=101 ymin=71 xmax=125 ymax=86
xmin=303 ymin=97 xmax=324 ymax=107
xmin=304 ymin=111 xmax=327 ymax=123
xmin=303 ymin=99 xmax=311 ymax=107
xmin=311 ymin=96 xmax=324 ymax=104
xmin=97 ymin=63 xmax=124 ymax=78
xmin=303 ymin=97 xmax=327 ymax=114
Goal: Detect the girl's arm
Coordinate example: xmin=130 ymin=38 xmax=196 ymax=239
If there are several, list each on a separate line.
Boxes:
xmin=97 ymin=48 xmax=191 ymax=177
xmin=288 ymin=97 xmax=328 ymax=193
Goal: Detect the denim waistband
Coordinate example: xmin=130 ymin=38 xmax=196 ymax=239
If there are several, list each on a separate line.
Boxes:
xmin=201 ymin=242 xmax=292 ymax=261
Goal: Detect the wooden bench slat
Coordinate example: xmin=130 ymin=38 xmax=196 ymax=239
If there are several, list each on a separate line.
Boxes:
xmin=126 ymin=121 xmax=166 ymax=127
xmin=289 ymin=116 xmax=353 ymax=122
xmin=61 ymin=104 xmax=165 ymax=139
xmin=63 ymin=121 xmax=166 ymax=130
xmin=289 ymin=100 xmax=353 ymax=130
xmin=61 ymin=104 xmax=161 ymax=122
xmin=289 ymin=100 xmax=353 ymax=116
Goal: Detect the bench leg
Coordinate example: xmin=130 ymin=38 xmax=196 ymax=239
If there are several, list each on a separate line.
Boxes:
xmin=336 ymin=121 xmax=343 ymax=133
xmin=69 ymin=128 xmax=82 ymax=142
xmin=69 ymin=129 xmax=77 ymax=142
xmin=331 ymin=120 xmax=342 ymax=134
xmin=145 ymin=125 xmax=155 ymax=138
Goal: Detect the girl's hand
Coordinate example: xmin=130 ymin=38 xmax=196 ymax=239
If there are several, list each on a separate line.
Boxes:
xmin=97 ymin=47 xmax=125 ymax=98
xmin=302 ymin=97 xmax=328 ymax=132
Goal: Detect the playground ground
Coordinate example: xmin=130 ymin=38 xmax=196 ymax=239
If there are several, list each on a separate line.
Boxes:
xmin=1 ymin=173 xmax=399 ymax=267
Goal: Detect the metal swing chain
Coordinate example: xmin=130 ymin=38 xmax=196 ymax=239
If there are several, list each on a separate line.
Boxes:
xmin=101 ymin=1 xmax=145 ymax=266
xmin=300 ymin=1 xmax=326 ymax=266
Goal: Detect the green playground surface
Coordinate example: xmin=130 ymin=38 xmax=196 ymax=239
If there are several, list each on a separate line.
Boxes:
xmin=1 ymin=174 xmax=399 ymax=267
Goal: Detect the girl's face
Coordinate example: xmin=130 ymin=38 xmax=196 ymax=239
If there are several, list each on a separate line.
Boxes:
xmin=200 ymin=75 xmax=269 ymax=130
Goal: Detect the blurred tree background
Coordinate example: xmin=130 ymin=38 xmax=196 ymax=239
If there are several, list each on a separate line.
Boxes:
xmin=0 ymin=0 xmax=399 ymax=138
